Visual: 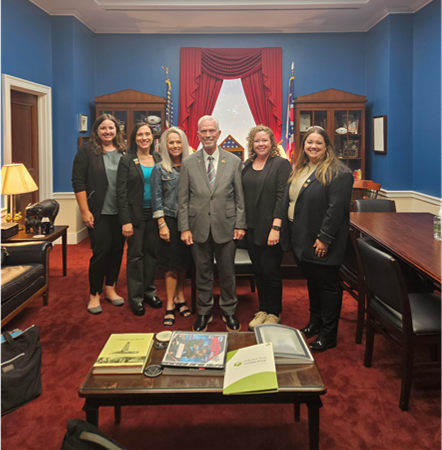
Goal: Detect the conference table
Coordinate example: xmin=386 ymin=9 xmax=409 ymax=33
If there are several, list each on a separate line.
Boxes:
xmin=350 ymin=212 xmax=441 ymax=286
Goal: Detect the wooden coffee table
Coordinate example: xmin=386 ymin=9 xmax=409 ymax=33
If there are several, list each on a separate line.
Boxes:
xmin=79 ymin=332 xmax=327 ymax=450
xmin=2 ymin=225 xmax=69 ymax=276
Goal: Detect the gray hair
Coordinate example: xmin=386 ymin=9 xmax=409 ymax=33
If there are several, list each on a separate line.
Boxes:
xmin=159 ymin=127 xmax=190 ymax=173
xmin=198 ymin=115 xmax=219 ymax=132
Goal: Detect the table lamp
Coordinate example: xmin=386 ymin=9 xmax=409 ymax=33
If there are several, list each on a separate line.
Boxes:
xmin=1 ymin=163 xmax=38 ymax=227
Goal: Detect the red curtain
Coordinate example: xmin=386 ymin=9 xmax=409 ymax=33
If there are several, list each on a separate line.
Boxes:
xmin=179 ymin=47 xmax=282 ymax=149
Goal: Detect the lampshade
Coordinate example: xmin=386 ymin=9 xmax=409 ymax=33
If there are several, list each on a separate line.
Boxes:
xmin=1 ymin=163 xmax=38 ymax=195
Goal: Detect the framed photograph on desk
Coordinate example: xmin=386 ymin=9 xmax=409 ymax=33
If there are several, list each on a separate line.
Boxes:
xmin=373 ymin=115 xmax=387 ymax=154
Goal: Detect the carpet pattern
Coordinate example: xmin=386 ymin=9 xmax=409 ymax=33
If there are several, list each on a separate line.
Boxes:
xmin=1 ymin=239 xmax=440 ymax=450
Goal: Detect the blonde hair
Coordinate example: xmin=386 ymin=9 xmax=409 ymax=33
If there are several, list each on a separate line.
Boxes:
xmin=246 ymin=125 xmax=280 ymax=161
xmin=288 ymin=127 xmax=350 ymax=185
xmin=159 ymin=127 xmax=190 ymax=172
xmin=91 ymin=114 xmax=126 ymax=155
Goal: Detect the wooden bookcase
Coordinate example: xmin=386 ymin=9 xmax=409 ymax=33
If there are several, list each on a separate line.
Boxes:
xmin=294 ymin=88 xmax=367 ymax=178
xmin=94 ymin=89 xmax=166 ymax=145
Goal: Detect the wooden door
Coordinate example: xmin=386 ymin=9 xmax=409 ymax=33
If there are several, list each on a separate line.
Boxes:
xmin=10 ymin=90 xmax=39 ymax=220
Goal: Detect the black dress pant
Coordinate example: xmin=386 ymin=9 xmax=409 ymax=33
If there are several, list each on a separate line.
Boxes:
xmin=295 ymin=259 xmax=342 ymax=341
xmin=88 ymin=214 xmax=125 ymax=295
xmin=126 ymin=209 xmax=158 ymax=306
xmin=246 ymin=229 xmax=284 ymax=316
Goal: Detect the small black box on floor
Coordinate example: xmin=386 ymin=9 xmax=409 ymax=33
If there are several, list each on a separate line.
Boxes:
xmin=1 ymin=222 xmax=18 ymax=240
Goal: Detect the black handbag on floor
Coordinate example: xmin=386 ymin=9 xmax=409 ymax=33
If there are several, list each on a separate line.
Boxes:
xmin=1 ymin=325 xmax=42 ymax=415
xmin=61 ymin=419 xmax=127 ymax=450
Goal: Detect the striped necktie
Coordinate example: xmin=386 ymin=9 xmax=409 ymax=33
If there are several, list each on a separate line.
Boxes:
xmin=207 ymin=156 xmax=216 ymax=189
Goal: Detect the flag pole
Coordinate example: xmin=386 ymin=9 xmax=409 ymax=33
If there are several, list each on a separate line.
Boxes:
xmin=162 ymin=66 xmax=174 ymax=131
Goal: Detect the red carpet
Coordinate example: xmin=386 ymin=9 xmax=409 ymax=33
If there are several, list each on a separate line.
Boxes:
xmin=1 ymin=239 xmax=440 ymax=450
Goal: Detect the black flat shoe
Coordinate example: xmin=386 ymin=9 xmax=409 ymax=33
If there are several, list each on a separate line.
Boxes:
xmin=163 ymin=309 xmax=175 ymax=327
xmin=144 ymin=296 xmax=162 ymax=309
xmin=192 ymin=314 xmax=213 ymax=332
xmin=131 ymin=302 xmax=145 ymax=316
xmin=222 ymin=314 xmax=241 ymax=332
xmin=309 ymin=337 xmax=337 ymax=353
xmin=300 ymin=323 xmax=321 ymax=339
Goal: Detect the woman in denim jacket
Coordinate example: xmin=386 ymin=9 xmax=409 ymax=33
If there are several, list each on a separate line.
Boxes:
xmin=151 ymin=127 xmax=192 ymax=326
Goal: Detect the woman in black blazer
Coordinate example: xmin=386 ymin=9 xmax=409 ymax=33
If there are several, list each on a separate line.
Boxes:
xmin=281 ymin=126 xmax=354 ymax=352
xmin=72 ymin=114 xmax=126 ymax=314
xmin=242 ymin=125 xmax=292 ymax=330
xmin=117 ymin=122 xmax=162 ymax=316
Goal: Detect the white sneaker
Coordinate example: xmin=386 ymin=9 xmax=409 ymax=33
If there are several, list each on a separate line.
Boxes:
xmin=264 ymin=314 xmax=281 ymax=325
xmin=248 ymin=311 xmax=268 ymax=331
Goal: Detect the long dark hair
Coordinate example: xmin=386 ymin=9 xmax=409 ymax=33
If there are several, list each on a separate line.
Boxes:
xmin=90 ymin=114 xmax=126 ymax=155
xmin=129 ymin=122 xmax=155 ymax=155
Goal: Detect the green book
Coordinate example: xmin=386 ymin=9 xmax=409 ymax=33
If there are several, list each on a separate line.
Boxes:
xmin=223 ymin=343 xmax=278 ymax=395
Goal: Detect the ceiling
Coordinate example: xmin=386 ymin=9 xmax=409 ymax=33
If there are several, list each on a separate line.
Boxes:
xmin=28 ymin=0 xmax=432 ymax=34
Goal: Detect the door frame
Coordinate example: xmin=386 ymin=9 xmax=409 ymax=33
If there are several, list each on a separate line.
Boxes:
xmin=2 ymin=74 xmax=53 ymax=212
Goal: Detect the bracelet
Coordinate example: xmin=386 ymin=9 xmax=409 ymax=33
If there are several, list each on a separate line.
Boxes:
xmin=158 ymin=222 xmax=167 ymax=230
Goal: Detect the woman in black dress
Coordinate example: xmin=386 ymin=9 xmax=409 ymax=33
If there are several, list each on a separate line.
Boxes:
xmin=151 ymin=127 xmax=192 ymax=326
xmin=242 ymin=125 xmax=292 ymax=330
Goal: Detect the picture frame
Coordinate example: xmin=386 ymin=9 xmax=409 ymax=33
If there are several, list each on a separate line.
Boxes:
xmin=79 ymin=114 xmax=88 ymax=133
xmin=373 ymin=115 xmax=387 ymax=154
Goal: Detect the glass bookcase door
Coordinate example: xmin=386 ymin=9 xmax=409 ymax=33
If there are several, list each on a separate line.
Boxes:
xmin=299 ymin=110 xmax=328 ymax=149
xmin=333 ymin=110 xmax=362 ymax=178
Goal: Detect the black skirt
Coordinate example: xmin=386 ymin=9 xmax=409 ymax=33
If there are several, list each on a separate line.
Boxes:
xmin=157 ymin=216 xmax=192 ymax=272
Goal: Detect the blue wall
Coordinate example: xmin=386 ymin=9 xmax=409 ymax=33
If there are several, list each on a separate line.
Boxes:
xmin=412 ymin=0 xmax=441 ymax=197
xmin=1 ymin=0 xmax=441 ymax=198
xmin=52 ymin=17 xmax=95 ymax=192
xmin=365 ymin=15 xmax=415 ymax=192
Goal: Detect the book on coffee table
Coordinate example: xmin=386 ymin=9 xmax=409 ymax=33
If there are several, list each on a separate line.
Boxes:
xmin=254 ymin=324 xmax=314 ymax=365
xmin=161 ymin=331 xmax=228 ymax=370
xmin=93 ymin=333 xmax=154 ymax=374
xmin=223 ymin=342 xmax=278 ymax=395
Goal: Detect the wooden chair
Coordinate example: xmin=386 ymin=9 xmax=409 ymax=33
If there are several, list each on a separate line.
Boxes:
xmin=357 ymin=237 xmax=441 ymax=410
xmin=353 ymin=180 xmax=381 ymax=199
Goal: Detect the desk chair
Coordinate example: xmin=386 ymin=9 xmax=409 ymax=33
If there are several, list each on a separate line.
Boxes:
xmin=357 ymin=237 xmax=441 ymax=410
xmin=339 ymin=199 xmax=396 ymax=343
xmin=353 ymin=180 xmax=381 ymax=200
xmin=352 ymin=199 xmax=396 ymax=213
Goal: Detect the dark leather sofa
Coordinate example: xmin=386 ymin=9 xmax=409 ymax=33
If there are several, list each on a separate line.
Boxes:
xmin=1 ymin=241 xmax=52 ymax=327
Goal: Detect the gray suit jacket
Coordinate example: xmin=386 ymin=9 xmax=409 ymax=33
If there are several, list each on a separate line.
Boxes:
xmin=177 ymin=148 xmax=246 ymax=244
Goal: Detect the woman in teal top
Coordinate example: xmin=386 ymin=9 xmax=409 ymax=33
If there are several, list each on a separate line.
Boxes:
xmin=117 ymin=122 xmax=163 ymax=316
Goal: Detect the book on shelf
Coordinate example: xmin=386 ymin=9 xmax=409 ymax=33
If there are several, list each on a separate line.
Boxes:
xmin=92 ymin=333 xmax=154 ymax=374
xmin=254 ymin=324 xmax=314 ymax=365
xmin=223 ymin=342 xmax=278 ymax=395
xmin=161 ymin=331 xmax=228 ymax=370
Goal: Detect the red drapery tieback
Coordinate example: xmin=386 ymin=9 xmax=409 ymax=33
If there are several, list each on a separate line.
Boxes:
xmin=179 ymin=47 xmax=282 ymax=149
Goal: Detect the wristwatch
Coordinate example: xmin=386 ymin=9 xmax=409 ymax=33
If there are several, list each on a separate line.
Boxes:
xmin=272 ymin=225 xmax=281 ymax=231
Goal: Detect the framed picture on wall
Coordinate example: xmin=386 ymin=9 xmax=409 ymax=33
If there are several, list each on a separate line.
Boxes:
xmin=372 ymin=115 xmax=387 ymax=154
xmin=79 ymin=114 xmax=88 ymax=133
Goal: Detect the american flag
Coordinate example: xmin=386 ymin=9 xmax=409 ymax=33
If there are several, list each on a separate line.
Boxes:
xmin=285 ymin=73 xmax=295 ymax=163
xmin=165 ymin=79 xmax=174 ymax=129
xmin=222 ymin=137 xmax=240 ymax=149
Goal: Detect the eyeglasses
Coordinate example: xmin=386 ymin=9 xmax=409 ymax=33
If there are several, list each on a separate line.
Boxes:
xmin=306 ymin=126 xmax=325 ymax=131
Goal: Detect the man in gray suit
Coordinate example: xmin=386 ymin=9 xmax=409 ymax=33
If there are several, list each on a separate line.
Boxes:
xmin=178 ymin=115 xmax=246 ymax=332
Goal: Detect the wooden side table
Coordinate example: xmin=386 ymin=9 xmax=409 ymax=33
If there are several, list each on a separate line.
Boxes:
xmin=2 ymin=225 xmax=69 ymax=276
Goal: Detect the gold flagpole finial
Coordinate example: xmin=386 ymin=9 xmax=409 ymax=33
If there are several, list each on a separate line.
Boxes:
xmin=162 ymin=66 xmax=171 ymax=81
